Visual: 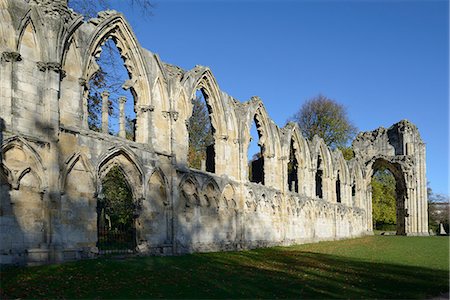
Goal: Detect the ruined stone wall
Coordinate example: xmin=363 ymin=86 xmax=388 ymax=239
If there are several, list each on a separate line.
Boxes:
xmin=0 ymin=0 xmax=427 ymax=265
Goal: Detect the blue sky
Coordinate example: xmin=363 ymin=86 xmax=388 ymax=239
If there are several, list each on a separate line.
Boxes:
xmin=106 ymin=0 xmax=449 ymax=195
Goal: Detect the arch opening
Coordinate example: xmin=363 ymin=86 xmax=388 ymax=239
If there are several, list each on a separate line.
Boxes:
xmin=248 ymin=117 xmax=264 ymax=184
xmin=87 ymin=38 xmax=136 ymax=141
xmin=336 ymin=172 xmax=341 ymax=203
xmin=315 ymin=155 xmax=323 ymax=198
xmin=351 ymin=181 xmax=356 ymax=205
xmin=97 ymin=166 xmax=136 ymax=253
xmin=371 ymin=159 xmax=406 ymax=235
xmin=288 ymin=139 xmax=299 ymax=192
xmin=187 ymin=89 xmax=215 ymax=173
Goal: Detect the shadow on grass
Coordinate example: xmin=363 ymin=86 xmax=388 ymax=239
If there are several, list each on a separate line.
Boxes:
xmin=1 ymin=249 xmax=448 ymax=299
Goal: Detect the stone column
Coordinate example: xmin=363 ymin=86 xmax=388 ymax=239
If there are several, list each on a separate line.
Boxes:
xmin=101 ymin=91 xmax=110 ymax=134
xmin=135 ymin=105 xmax=154 ymax=144
xmin=119 ymin=96 xmax=127 ymax=138
xmin=0 ymin=52 xmax=21 ymax=127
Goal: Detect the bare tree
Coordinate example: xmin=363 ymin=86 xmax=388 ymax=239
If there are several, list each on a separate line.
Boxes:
xmin=66 ymin=1 xmax=154 ymax=138
xmin=68 ymin=0 xmax=154 ymax=19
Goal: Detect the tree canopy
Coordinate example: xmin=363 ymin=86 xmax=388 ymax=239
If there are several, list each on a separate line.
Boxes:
xmin=291 ymin=94 xmax=358 ymax=150
xmin=371 ymin=168 xmax=397 ymax=228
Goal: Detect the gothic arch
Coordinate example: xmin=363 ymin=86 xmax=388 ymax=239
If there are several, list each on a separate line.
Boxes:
xmin=244 ymin=99 xmax=280 ymax=159
xmin=97 ymin=147 xmax=144 ymax=200
xmin=82 ymin=12 xmax=150 ymax=102
xmin=333 ymin=151 xmax=351 ymax=204
xmin=282 ymin=123 xmax=312 ymax=195
xmin=81 ymin=12 xmax=152 ymax=141
xmin=152 ymin=76 xmax=169 ymax=112
xmin=179 ymin=174 xmax=200 ymax=208
xmin=221 ymin=183 xmax=237 ymax=209
xmin=147 ymin=168 xmax=169 ymax=206
xmin=60 ymin=152 xmax=96 ymax=194
xmin=202 ymin=178 xmax=220 ymax=208
xmin=310 ymin=136 xmax=333 ymax=201
xmin=1 ymin=137 xmax=46 ymax=191
xmin=349 ymin=160 xmax=364 ymax=208
xmin=1 ymin=136 xmax=46 ymax=250
xmin=152 ymin=76 xmax=171 ymax=151
xmin=17 ymin=17 xmax=42 ymax=62
xmin=365 ymin=156 xmax=409 ymax=235
xmin=242 ymin=98 xmax=282 ymax=187
xmin=182 ymin=67 xmax=227 ymax=137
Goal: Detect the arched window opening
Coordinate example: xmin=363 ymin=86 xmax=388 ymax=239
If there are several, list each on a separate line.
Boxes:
xmin=97 ymin=166 xmax=136 ymax=253
xmin=351 ymin=181 xmax=356 ymax=205
xmin=287 ymin=139 xmax=298 ymax=192
xmin=87 ymin=38 xmax=136 ymax=141
xmin=248 ymin=118 xmax=264 ymax=184
xmin=315 ymin=155 xmax=323 ymax=198
xmin=336 ymin=172 xmax=341 ymax=203
xmin=187 ymin=89 xmax=215 ymax=173
xmin=371 ymin=166 xmax=397 ymax=233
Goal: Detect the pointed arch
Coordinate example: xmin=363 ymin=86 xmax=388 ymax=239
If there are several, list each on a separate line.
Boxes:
xmin=365 ymin=156 xmax=409 ymax=235
xmin=182 ymin=67 xmax=228 ymax=138
xmin=202 ymin=178 xmax=220 ymax=208
xmin=61 ymin=35 xmax=83 ymax=78
xmin=152 ymin=76 xmax=171 ymax=151
xmin=349 ymin=160 xmax=364 ymax=208
xmin=333 ymin=150 xmax=351 ymax=204
xmin=82 ymin=13 xmax=151 ymax=105
xmin=310 ymin=136 xmax=333 ymax=200
xmin=148 ymin=168 xmax=169 ymax=206
xmin=97 ymin=146 xmax=144 ymax=200
xmin=59 ymin=34 xmax=85 ymax=127
xmin=17 ymin=19 xmax=41 ymax=62
xmin=283 ymin=122 xmax=312 ymax=195
xmin=152 ymin=76 xmax=169 ymax=112
xmin=1 ymin=136 xmax=46 ymax=191
xmin=179 ymin=173 xmax=200 ymax=207
xmin=60 ymin=152 xmax=96 ymax=194
xmin=81 ymin=12 xmax=152 ymax=143
xmin=175 ymin=89 xmax=189 ymax=121
xmin=243 ymin=98 xmax=282 ymax=187
xmin=221 ymin=183 xmax=237 ymax=210
xmin=182 ymin=67 xmax=239 ymax=176
xmin=310 ymin=137 xmax=333 ymax=178
xmin=244 ymin=99 xmax=280 ymax=159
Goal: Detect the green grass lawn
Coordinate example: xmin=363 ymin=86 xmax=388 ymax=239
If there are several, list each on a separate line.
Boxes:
xmin=1 ymin=235 xmax=448 ymax=299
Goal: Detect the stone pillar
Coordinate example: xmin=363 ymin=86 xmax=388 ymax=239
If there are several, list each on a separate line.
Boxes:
xmin=0 ymin=52 xmax=21 ymax=127
xmin=101 ymin=91 xmax=110 ymax=134
xmin=119 ymin=96 xmax=127 ymax=138
xmin=136 ymin=105 xmax=154 ymax=144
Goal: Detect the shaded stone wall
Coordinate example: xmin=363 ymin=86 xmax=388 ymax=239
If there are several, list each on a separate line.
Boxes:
xmin=0 ymin=0 xmax=428 ymax=265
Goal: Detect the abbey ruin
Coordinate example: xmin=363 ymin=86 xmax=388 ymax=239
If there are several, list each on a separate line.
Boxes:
xmin=0 ymin=0 xmax=429 ymax=265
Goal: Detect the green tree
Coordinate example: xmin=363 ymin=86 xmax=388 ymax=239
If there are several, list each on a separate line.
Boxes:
xmin=371 ymin=168 xmax=396 ymax=229
xmin=101 ymin=166 xmax=134 ymax=229
xmin=291 ymin=94 xmax=358 ymax=150
xmin=188 ymin=95 xmax=213 ymax=169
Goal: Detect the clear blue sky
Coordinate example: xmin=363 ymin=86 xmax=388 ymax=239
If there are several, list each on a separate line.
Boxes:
xmin=107 ymin=0 xmax=449 ymax=195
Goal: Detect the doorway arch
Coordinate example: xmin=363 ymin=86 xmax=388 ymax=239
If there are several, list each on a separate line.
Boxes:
xmin=368 ymin=158 xmax=407 ymax=235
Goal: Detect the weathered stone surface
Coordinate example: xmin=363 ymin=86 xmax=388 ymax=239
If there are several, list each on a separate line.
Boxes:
xmin=0 ymin=0 xmax=428 ymax=265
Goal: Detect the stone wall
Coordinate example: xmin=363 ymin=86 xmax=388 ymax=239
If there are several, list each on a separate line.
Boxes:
xmin=0 ymin=0 xmax=428 ymax=265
